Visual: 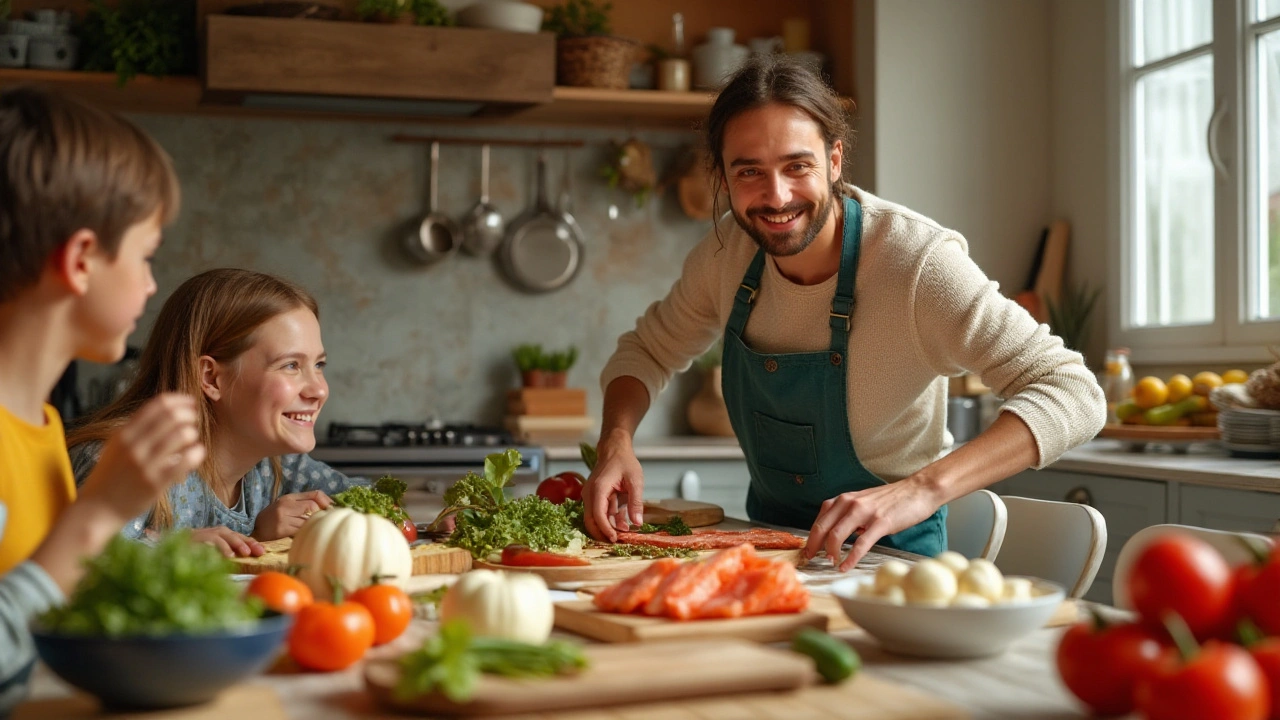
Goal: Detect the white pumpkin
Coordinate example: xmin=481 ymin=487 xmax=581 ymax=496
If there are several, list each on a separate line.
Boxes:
xmin=439 ymin=569 xmax=553 ymax=644
xmin=288 ymin=507 xmax=413 ymax=597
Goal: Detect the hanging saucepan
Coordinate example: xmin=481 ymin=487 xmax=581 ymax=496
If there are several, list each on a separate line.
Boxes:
xmin=498 ymin=152 xmax=583 ymax=293
xmin=404 ymin=141 xmax=459 ymax=266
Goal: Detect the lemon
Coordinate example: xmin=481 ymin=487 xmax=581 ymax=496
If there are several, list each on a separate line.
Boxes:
xmin=1166 ymin=374 xmax=1193 ymax=402
xmin=1192 ymin=371 xmax=1224 ymax=397
xmin=1133 ymin=376 xmax=1169 ymax=410
xmin=1223 ymin=369 xmax=1249 ymax=385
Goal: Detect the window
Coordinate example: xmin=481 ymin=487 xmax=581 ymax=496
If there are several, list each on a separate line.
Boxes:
xmin=1116 ymin=0 xmax=1280 ymax=362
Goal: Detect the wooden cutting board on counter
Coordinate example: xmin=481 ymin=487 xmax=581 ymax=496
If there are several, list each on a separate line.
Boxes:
xmin=366 ymin=639 xmax=968 ymax=718
xmin=229 ymin=538 xmax=472 ymax=575
xmin=554 ymin=599 xmax=828 ymax=643
xmin=641 ymin=498 xmax=724 ymax=528
xmin=476 ymin=547 xmax=802 ymax=584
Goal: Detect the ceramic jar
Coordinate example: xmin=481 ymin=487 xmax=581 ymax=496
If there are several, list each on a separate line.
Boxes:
xmin=692 ymin=27 xmax=749 ymax=90
xmin=686 ymin=366 xmax=736 ymax=437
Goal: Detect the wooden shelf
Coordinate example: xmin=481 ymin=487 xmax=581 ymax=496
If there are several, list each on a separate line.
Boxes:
xmin=522 ymin=87 xmax=715 ymax=130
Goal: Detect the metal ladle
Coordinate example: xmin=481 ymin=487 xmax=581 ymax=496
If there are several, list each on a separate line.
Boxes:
xmin=405 ymin=141 xmax=458 ymax=265
xmin=461 ymin=144 xmax=505 ymax=256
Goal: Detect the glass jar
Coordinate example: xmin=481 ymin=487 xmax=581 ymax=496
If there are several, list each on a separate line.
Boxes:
xmin=1101 ymin=348 xmax=1134 ymax=424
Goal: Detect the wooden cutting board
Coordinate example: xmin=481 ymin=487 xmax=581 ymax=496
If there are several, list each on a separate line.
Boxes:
xmin=553 ymin=599 xmax=828 ymax=643
xmin=228 ymin=538 xmax=472 ymax=575
xmin=641 ymin=498 xmax=724 ymax=528
xmin=1099 ymin=423 xmax=1220 ymax=442
xmin=364 ymin=638 xmax=814 ymax=716
xmin=14 ymin=685 xmax=286 ymax=720
xmin=476 ymin=547 xmax=802 ymax=584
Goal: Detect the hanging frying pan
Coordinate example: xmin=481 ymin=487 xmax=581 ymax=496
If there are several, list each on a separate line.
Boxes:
xmin=498 ymin=152 xmax=583 ymax=293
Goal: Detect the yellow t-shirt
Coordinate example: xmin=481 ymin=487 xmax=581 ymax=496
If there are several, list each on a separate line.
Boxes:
xmin=0 ymin=403 xmax=77 ymax=575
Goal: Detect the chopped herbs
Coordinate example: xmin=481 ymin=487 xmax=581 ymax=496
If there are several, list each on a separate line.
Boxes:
xmin=635 ymin=515 xmax=693 ymax=536
xmin=39 ymin=532 xmax=261 ymax=637
xmin=332 ymin=482 xmax=410 ymax=526
xmin=396 ymin=619 xmax=588 ymax=702
xmin=605 ymin=544 xmax=696 ymax=560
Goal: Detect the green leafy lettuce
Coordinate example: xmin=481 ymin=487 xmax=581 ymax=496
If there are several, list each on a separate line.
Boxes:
xmin=332 ymin=475 xmax=410 ymax=525
xmin=433 ymin=450 xmax=587 ymax=560
xmin=39 ymin=532 xmax=261 ymax=637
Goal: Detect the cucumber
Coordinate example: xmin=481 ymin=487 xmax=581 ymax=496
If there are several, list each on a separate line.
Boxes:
xmin=791 ymin=627 xmax=860 ymax=683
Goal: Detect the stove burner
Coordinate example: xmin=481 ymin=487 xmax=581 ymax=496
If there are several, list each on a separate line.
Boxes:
xmin=326 ymin=422 xmax=514 ymax=448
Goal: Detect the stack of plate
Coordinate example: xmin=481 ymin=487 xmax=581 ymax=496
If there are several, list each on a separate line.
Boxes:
xmin=1219 ymin=408 xmax=1280 ymax=458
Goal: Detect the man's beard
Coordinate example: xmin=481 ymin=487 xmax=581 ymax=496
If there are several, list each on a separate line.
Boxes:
xmin=731 ymin=188 xmax=836 ymax=258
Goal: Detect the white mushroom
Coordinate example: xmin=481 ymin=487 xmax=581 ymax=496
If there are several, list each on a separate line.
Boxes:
xmin=957 ymin=558 xmax=1005 ymax=602
xmin=879 ymin=585 xmax=906 ymax=605
xmin=902 ymin=558 xmax=958 ymax=605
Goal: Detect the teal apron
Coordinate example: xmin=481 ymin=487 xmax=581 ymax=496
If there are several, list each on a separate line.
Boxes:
xmin=721 ymin=195 xmax=947 ymax=557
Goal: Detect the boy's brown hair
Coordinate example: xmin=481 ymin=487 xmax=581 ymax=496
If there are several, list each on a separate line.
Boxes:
xmin=0 ymin=85 xmax=180 ymax=302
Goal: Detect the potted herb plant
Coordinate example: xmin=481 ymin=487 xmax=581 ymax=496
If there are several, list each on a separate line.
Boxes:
xmin=542 ymin=0 xmax=638 ymax=90
xmin=80 ymin=0 xmax=198 ymax=86
xmin=1045 ymin=281 xmax=1101 ymax=353
xmin=356 ymin=0 xmax=451 ymax=25
xmin=512 ymin=343 xmax=579 ymax=388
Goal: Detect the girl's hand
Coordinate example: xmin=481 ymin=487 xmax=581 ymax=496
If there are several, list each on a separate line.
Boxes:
xmin=192 ymin=526 xmax=264 ymax=558
xmin=252 ymin=490 xmax=332 ymax=541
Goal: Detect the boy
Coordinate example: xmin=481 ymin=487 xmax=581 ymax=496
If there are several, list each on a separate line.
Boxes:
xmin=0 ymin=86 xmax=205 ymax=713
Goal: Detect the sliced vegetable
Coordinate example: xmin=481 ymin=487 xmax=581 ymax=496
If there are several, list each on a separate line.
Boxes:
xmin=791 ymin=627 xmax=859 ymax=683
xmin=439 ymin=569 xmax=554 ymax=644
xmin=500 ymin=544 xmax=590 ymax=567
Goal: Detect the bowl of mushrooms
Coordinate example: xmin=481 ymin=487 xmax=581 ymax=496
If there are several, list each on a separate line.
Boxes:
xmin=829 ymin=551 xmax=1065 ymax=659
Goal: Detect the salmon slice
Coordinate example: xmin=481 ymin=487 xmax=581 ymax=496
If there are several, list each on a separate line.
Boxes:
xmin=592 ymin=558 xmax=681 ymax=613
xmin=693 ymin=566 xmax=772 ymax=619
xmin=652 ymin=544 xmax=754 ymax=619
xmin=643 ymin=561 xmax=705 ymax=616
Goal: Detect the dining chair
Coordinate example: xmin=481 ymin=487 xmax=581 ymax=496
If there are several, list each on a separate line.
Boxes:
xmin=945 ymin=489 xmax=1007 ymax=561
xmin=1111 ymin=523 xmax=1275 ymax=610
xmin=993 ymin=495 xmax=1108 ymax=599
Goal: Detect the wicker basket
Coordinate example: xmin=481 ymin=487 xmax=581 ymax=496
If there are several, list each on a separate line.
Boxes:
xmin=555 ymin=35 xmax=639 ymax=89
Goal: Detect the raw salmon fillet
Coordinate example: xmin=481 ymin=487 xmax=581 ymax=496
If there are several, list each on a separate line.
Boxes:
xmin=592 ymin=558 xmax=681 ymax=614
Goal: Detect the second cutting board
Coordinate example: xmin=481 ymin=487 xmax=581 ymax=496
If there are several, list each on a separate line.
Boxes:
xmin=554 ymin=599 xmax=828 ymax=643
xmin=230 ymin=538 xmax=472 ymax=575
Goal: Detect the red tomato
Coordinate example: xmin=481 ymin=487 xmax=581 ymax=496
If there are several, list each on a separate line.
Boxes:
xmin=501 ymin=544 xmax=590 ymax=567
xmin=1250 ymin=638 xmax=1280 ymax=720
xmin=245 ymin=572 xmax=314 ymax=615
xmin=1238 ymin=545 xmax=1280 ymax=637
xmin=1135 ymin=640 xmax=1269 ymax=720
xmin=535 ymin=472 xmax=584 ymax=505
xmin=1129 ymin=534 xmax=1234 ymax=639
xmin=348 ymin=583 xmax=413 ymax=646
xmin=1056 ymin=618 xmax=1167 ymax=715
xmin=400 ymin=516 xmax=418 ymax=543
xmin=288 ymin=600 xmax=376 ymax=672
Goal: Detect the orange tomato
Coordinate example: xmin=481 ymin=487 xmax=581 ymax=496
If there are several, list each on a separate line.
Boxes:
xmin=348 ymin=583 xmax=413 ymax=646
xmin=245 ymin=572 xmax=314 ymax=615
xmin=288 ymin=600 xmax=375 ymax=672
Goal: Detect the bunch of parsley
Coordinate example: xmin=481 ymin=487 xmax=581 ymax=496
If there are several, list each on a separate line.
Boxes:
xmin=332 ymin=475 xmax=410 ymax=526
xmin=432 ymin=450 xmax=587 ymax=560
xmin=39 ymin=532 xmax=261 ymax=637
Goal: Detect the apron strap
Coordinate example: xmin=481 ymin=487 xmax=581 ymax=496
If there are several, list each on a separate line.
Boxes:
xmin=829 ymin=196 xmax=863 ymax=352
xmin=727 ymin=249 xmax=767 ymax=338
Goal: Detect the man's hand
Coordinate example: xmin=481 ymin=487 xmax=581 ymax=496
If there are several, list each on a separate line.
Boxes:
xmin=193 ymin=526 xmax=265 ymax=558
xmin=582 ymin=430 xmax=646 ymax=542
xmin=252 ymin=490 xmax=331 ymax=541
xmin=803 ymin=476 xmax=944 ymax=571
xmin=78 ymin=393 xmax=206 ymax=524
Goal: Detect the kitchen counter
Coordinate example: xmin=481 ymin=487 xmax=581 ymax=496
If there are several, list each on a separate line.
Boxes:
xmin=545 ymin=436 xmax=745 ymax=462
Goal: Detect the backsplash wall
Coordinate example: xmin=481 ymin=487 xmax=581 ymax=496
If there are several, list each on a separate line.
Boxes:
xmin=116 ymin=115 xmax=714 ymax=439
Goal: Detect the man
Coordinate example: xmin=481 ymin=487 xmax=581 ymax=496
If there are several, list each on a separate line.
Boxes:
xmin=582 ymin=57 xmax=1106 ymax=570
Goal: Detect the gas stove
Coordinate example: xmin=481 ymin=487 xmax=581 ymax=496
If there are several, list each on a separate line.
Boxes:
xmin=325 ymin=422 xmax=514 ymax=448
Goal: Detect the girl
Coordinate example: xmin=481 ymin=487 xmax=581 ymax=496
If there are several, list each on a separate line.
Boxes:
xmin=67 ymin=268 xmax=364 ymax=557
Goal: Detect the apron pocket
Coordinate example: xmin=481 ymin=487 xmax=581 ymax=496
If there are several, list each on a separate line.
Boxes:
xmin=752 ymin=412 xmax=819 ymax=475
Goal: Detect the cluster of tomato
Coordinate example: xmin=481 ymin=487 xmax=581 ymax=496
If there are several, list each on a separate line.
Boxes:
xmin=535 ymin=470 xmax=585 ymax=505
xmin=245 ymin=572 xmax=413 ymax=672
xmin=1056 ymin=533 xmax=1280 ymax=719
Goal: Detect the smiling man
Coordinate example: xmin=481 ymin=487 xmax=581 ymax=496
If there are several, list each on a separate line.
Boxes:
xmin=582 ymin=56 xmax=1106 ymax=570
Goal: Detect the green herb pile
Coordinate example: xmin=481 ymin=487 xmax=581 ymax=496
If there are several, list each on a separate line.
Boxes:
xmin=432 ymin=449 xmax=587 ymax=560
xmin=635 ymin=515 xmax=692 ymax=536
xmin=605 ymin=544 xmax=695 ymax=560
xmin=39 ymin=532 xmax=261 ymax=637
xmin=396 ymin=619 xmax=588 ymax=702
xmin=332 ymin=475 xmax=410 ymax=525
xmin=80 ymin=0 xmax=198 ymax=87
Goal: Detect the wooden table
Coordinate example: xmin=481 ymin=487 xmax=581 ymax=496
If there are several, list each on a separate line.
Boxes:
xmin=16 ymin=546 xmax=1098 ymax=720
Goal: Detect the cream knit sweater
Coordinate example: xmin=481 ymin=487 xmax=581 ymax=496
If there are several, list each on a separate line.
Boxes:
xmin=601 ymin=186 xmax=1107 ymax=481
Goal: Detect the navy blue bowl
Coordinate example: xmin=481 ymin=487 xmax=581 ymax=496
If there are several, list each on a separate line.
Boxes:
xmin=31 ymin=613 xmax=292 ymax=710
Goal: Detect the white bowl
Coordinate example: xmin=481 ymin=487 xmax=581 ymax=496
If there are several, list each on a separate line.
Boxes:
xmin=830 ymin=575 xmax=1065 ymax=659
xmin=456 ymin=0 xmax=543 ymax=33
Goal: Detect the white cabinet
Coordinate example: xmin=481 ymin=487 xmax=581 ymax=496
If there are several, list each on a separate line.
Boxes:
xmin=547 ymin=458 xmax=752 ymax=520
xmin=1179 ymin=485 xmax=1280 ymax=535
xmin=989 ymin=469 xmax=1167 ymax=604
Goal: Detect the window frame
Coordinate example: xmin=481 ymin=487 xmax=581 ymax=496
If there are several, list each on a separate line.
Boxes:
xmin=1110 ymin=0 xmax=1280 ymax=365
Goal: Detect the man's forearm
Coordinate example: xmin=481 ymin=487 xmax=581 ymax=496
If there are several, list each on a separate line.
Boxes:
xmin=912 ymin=411 xmax=1040 ymax=506
xmin=599 ymin=376 xmax=651 ymax=444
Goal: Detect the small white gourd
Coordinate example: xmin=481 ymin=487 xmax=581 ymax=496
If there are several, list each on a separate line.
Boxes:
xmin=439 ymin=569 xmax=554 ymax=644
xmin=935 ymin=551 xmax=969 ymax=576
xmin=288 ymin=507 xmax=413 ymax=597
xmin=957 ymin=558 xmax=1005 ymax=602
xmin=902 ymin=558 xmax=957 ymax=606
xmin=874 ymin=559 xmax=911 ymax=594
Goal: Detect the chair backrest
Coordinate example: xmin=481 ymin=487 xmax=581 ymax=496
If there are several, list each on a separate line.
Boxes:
xmin=1112 ymin=524 xmax=1275 ymax=610
xmin=994 ymin=495 xmax=1108 ymax=599
xmin=945 ymin=489 xmax=1007 ymax=561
